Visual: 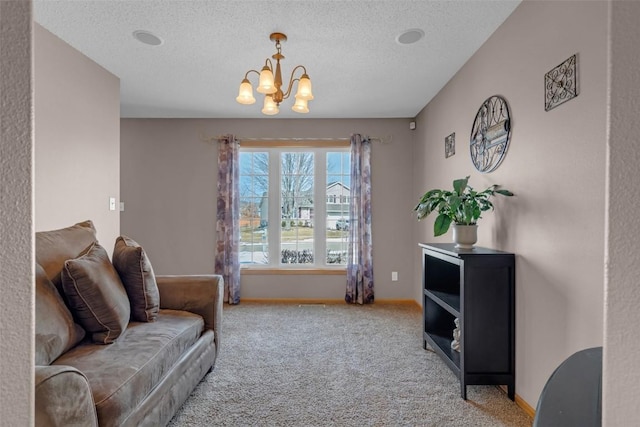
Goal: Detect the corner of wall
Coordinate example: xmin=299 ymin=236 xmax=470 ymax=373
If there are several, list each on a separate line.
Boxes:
xmin=0 ymin=1 xmax=35 ymax=424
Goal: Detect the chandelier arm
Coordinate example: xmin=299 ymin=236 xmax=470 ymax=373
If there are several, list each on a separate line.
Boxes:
xmin=282 ymin=65 xmax=308 ymax=100
xmin=243 ymin=69 xmax=261 ymax=80
xmin=264 ymin=58 xmax=273 ymax=70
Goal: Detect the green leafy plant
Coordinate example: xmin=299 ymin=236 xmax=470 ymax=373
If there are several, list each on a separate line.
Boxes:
xmin=414 ymin=176 xmax=514 ymax=237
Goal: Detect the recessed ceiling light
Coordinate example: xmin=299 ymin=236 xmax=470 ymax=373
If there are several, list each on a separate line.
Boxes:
xmin=133 ymin=30 xmax=163 ymax=46
xmin=396 ymin=29 xmax=425 ymax=45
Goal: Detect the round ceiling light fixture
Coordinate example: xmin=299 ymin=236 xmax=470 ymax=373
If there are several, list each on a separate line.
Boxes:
xmin=396 ymin=28 xmax=425 ymax=45
xmin=133 ymin=30 xmax=163 ymax=46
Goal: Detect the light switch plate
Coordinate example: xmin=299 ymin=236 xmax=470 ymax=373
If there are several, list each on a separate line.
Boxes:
xmin=109 ymin=197 xmax=116 ymax=211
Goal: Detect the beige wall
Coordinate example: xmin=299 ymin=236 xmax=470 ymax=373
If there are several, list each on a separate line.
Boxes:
xmin=34 ymin=24 xmax=120 ymax=247
xmin=0 ymin=0 xmax=33 ymax=424
xmin=412 ymin=0 xmax=607 ymax=409
xmin=120 ymin=118 xmax=416 ymax=300
xmin=604 ymin=1 xmax=640 ymax=424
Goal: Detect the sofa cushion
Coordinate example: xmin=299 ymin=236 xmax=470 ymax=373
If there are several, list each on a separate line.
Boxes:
xmin=112 ymin=236 xmax=160 ymax=322
xmin=61 ymin=243 xmax=130 ymax=344
xmin=36 ymin=220 xmax=97 ymax=295
xmin=53 ymin=309 xmax=205 ymax=427
xmin=35 ymin=263 xmax=86 ymax=365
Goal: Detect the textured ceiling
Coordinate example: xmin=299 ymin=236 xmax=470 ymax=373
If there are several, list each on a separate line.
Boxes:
xmin=33 ymin=1 xmax=521 ymax=119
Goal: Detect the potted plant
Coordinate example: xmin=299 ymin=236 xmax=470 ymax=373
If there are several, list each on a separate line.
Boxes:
xmin=414 ymin=176 xmax=513 ymax=248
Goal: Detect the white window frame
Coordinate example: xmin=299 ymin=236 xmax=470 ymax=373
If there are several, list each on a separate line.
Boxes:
xmin=240 ymin=141 xmax=349 ymax=272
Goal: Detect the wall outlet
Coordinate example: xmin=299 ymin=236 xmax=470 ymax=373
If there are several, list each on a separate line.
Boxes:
xmin=392 ymin=271 xmax=398 ymax=281
xmin=119 ymin=202 xmax=125 ymax=212
xmin=109 ymin=197 xmax=116 ymax=211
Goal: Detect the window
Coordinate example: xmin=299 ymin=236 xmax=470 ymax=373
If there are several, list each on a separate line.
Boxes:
xmin=239 ymin=144 xmax=350 ymax=268
xmin=239 ymin=152 xmax=269 ymax=264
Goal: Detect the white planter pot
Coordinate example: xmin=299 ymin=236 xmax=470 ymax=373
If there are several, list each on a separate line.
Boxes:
xmin=452 ymin=224 xmax=477 ymax=249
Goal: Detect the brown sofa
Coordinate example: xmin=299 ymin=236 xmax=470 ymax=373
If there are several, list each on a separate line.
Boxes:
xmin=34 ymin=221 xmax=222 ymax=426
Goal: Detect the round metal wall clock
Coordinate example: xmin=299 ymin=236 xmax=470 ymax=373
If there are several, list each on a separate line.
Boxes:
xmin=469 ymin=95 xmax=512 ymax=173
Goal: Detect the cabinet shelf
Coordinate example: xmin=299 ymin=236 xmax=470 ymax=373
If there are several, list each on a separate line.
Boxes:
xmin=424 ymin=289 xmax=460 ymax=316
xmin=420 ymin=243 xmax=516 ymax=401
xmin=424 ymin=331 xmax=460 ymax=375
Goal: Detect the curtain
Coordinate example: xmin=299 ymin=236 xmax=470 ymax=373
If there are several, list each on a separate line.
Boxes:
xmin=215 ymin=134 xmax=241 ymax=304
xmin=346 ymin=134 xmax=374 ymax=304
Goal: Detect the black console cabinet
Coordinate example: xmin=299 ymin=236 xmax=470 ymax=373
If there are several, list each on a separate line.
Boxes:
xmin=420 ymin=243 xmax=515 ymax=400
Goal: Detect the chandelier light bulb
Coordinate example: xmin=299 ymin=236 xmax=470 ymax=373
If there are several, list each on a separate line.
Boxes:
xmin=295 ymin=74 xmax=314 ymax=101
xmin=261 ymin=95 xmax=279 ymax=115
xmin=257 ymin=66 xmax=276 ymax=94
xmin=292 ymin=97 xmax=309 ymax=114
xmin=236 ymin=79 xmax=256 ymax=105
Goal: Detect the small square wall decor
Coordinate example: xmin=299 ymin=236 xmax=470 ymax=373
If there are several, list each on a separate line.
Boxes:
xmin=545 ymin=54 xmax=579 ymax=111
xmin=445 ymin=133 xmax=455 ymax=158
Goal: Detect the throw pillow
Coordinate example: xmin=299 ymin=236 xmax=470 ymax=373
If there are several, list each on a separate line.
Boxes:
xmin=35 ymin=220 xmax=97 ymax=295
xmin=61 ymin=242 xmax=130 ymax=344
xmin=35 ymin=263 xmax=86 ymax=365
xmin=112 ymin=236 xmax=160 ymax=322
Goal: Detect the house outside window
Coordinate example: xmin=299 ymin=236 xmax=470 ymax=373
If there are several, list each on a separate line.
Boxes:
xmin=239 ymin=143 xmax=350 ymax=268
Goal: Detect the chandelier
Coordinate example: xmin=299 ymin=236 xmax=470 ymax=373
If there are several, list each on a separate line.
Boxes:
xmin=236 ymin=32 xmax=314 ymax=115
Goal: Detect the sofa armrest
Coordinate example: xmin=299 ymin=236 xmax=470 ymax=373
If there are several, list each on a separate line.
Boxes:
xmin=156 ymin=274 xmax=223 ymax=350
xmin=35 ymin=365 xmax=98 ymax=427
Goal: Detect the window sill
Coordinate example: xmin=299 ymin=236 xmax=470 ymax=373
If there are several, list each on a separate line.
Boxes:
xmin=241 ymin=268 xmax=346 ymax=276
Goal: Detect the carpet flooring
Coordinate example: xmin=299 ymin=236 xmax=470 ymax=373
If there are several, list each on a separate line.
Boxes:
xmin=168 ymin=302 xmax=532 ymax=426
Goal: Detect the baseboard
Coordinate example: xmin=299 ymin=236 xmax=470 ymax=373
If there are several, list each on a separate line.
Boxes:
xmin=240 ymin=298 xmax=420 ymax=308
xmin=515 ymin=394 xmax=536 ymax=419
xmin=498 ymin=386 xmax=535 ymax=418
xmin=375 ymin=299 xmax=421 ymax=308
xmin=240 ymin=298 xmax=345 ymax=304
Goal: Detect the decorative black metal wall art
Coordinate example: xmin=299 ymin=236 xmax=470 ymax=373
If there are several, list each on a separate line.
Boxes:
xmin=445 ymin=133 xmax=455 ymax=158
xmin=469 ymin=95 xmax=511 ymax=173
xmin=545 ymin=54 xmax=579 ymax=111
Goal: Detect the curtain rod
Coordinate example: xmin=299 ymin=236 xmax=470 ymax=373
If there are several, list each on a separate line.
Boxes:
xmin=202 ymin=135 xmax=392 ymax=144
